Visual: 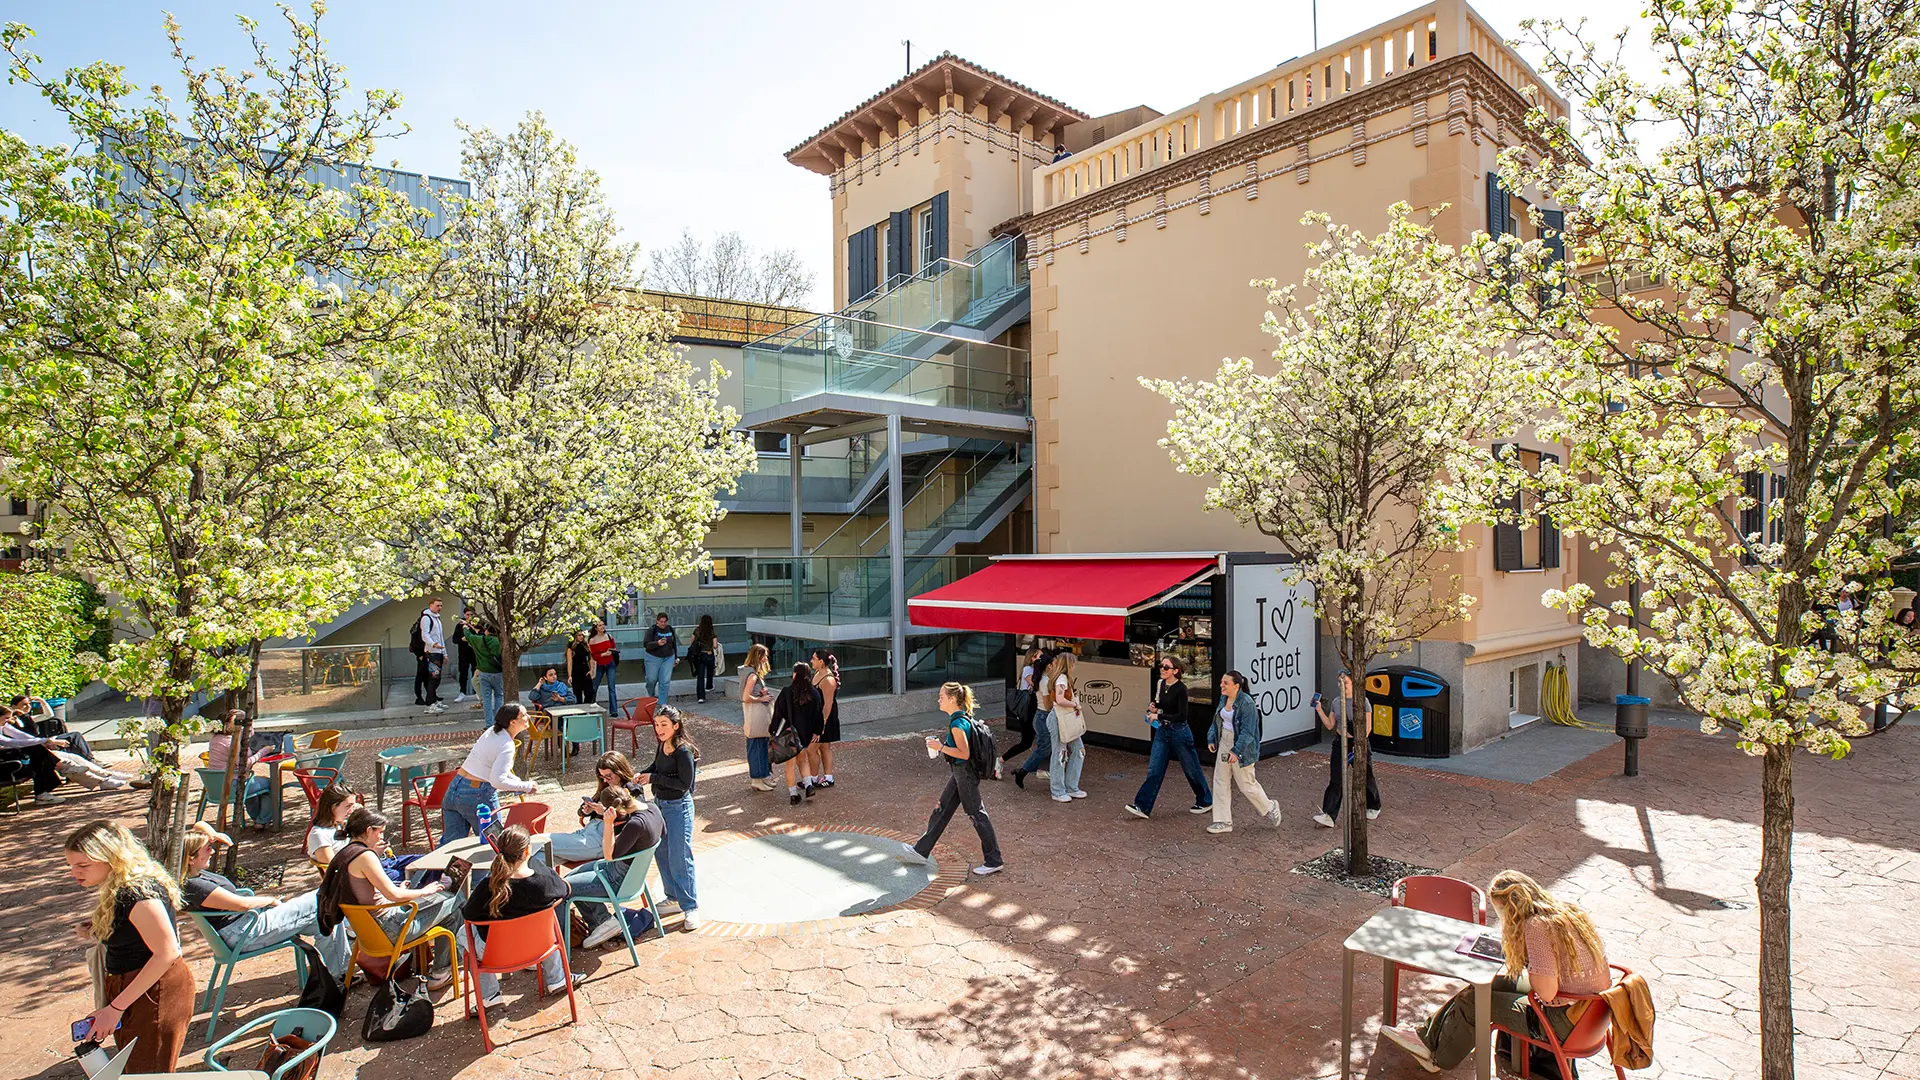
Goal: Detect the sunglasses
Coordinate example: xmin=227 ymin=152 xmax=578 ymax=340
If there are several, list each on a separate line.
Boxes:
xmin=1159 ymin=663 xmax=1175 ymax=669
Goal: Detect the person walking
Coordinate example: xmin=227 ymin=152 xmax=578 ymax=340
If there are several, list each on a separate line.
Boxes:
xmin=1313 ymin=671 xmax=1381 ymax=829
xmin=642 ymin=612 xmax=677 ymax=704
xmin=588 ymin=620 xmax=621 ymax=717
xmin=451 ymin=611 xmax=478 ymax=705
xmin=1000 ymin=646 xmax=1043 ymax=766
xmin=636 ymin=705 xmax=701 ymax=931
xmin=565 ymin=629 xmax=594 ymax=706
xmin=686 ymin=615 xmax=722 ymax=704
xmin=414 ymin=598 xmax=447 ymax=712
xmin=64 ymin=820 xmax=196 ymax=1073
xmin=1010 ymin=647 xmax=1057 ymax=788
xmin=1125 ymin=656 xmax=1212 ymax=819
xmin=809 ymin=649 xmax=843 ymax=787
xmin=1046 ymin=653 xmax=1087 ymax=803
xmin=772 ymin=663 xmax=823 ymax=805
xmin=1205 ymin=671 xmax=1280 ymax=834
xmin=469 ymin=619 xmax=505 ymax=721
xmin=443 ymin=705 xmax=540 ymax=846
xmin=739 ymin=644 xmax=776 ymax=792
xmin=903 ymin=682 xmax=1005 ymax=876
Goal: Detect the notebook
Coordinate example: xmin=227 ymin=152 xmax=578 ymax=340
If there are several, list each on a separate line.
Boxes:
xmin=1456 ymin=931 xmax=1505 ymax=964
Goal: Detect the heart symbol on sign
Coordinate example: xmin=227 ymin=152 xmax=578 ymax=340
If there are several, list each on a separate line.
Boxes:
xmin=1270 ymin=597 xmax=1296 ymax=643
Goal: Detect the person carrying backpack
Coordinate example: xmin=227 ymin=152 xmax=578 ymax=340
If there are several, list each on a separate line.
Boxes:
xmin=902 ymin=682 xmax=1004 ymax=877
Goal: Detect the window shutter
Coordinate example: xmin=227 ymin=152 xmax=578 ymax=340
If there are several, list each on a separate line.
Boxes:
xmin=1539 ymin=452 xmax=1561 ymax=569
xmin=1492 ymin=442 xmax=1523 ymax=572
xmin=888 ymin=209 xmax=911 ymax=279
xmin=1486 ymin=171 xmax=1511 ymax=237
xmin=1740 ymin=471 xmax=1764 ymax=564
xmin=1537 ymin=208 xmax=1566 ymax=307
xmin=929 ymin=191 xmax=949 ymax=265
xmin=848 ymin=226 xmax=877 ymax=302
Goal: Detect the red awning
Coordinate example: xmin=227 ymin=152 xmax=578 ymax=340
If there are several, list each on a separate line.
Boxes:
xmin=908 ymin=557 xmax=1219 ymax=641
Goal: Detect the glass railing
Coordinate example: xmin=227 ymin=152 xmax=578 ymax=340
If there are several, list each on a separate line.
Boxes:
xmin=845 ymin=235 xmax=1025 ymax=335
xmin=254 ymin=644 xmax=383 ymax=716
xmin=726 ymin=437 xmax=886 ymax=507
xmin=744 ymin=316 xmax=1030 ymax=417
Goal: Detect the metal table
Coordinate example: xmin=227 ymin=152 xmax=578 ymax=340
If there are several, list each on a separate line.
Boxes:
xmin=260 ymin=748 xmax=330 ymax=829
xmin=1341 ymin=905 xmax=1500 ymax=1080
xmin=406 ymin=832 xmax=553 ymax=895
xmin=373 ymin=746 xmax=463 ymax=813
xmin=544 ymin=703 xmax=610 ymax=772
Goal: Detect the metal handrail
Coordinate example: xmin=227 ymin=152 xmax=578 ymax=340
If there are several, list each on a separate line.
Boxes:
xmin=855 ymin=443 xmax=971 ymax=553
xmin=857 ymin=441 xmax=1016 ymax=556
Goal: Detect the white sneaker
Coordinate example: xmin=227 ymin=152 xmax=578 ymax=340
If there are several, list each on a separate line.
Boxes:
xmin=971 ymin=863 xmax=1004 ymax=876
xmin=1034 ymin=769 xmax=1049 ymax=779
xmin=1379 ymin=1026 xmax=1441 ymax=1072
xmin=1206 ymin=822 xmax=1232 ymax=834
xmin=1124 ymin=804 xmax=1149 ymax=820
xmin=32 ymin=791 xmax=66 ymax=804
xmin=654 ymin=899 xmax=683 ymax=917
xmin=1051 ymin=794 xmax=1072 ymax=803
xmin=542 ymin=972 xmax=583 ymax=993
xmin=581 ymin=917 xmax=624 ymax=949
xmin=899 ymin=848 xmax=930 ymax=866
xmin=1312 ymin=812 xmax=1337 ymax=829
xmin=479 ymin=989 xmax=504 ymax=1010
xmin=679 ymin=910 xmax=701 ymax=931
xmin=453 ymin=693 xmax=469 ymax=703
xmin=427 ymin=702 xmax=448 ymax=713
xmin=1267 ymin=806 xmax=1284 ymax=828
xmin=1367 ymin=808 xmax=1382 ymax=820
xmin=1068 ymin=789 xmax=1088 ymax=799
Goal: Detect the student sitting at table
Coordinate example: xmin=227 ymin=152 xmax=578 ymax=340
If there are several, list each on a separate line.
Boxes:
xmin=571 ymin=786 xmax=665 ymax=949
xmin=1378 ymin=870 xmax=1612 ymax=1075
xmin=528 ymin=668 xmax=577 ymax=710
xmin=317 ymin=808 xmax=462 ymax=990
xmin=179 ymin=823 xmax=350 ymax=976
xmin=547 ymin=752 xmax=649 ymax=864
xmin=461 ymin=825 xmax=581 ymax=1008
xmin=306 ymin=785 xmax=423 ymax=881
xmin=206 ymin=710 xmax=277 ymax=827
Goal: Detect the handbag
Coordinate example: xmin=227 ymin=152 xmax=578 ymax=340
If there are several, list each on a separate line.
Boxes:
xmin=257 ymin=1032 xmax=321 ymax=1080
xmin=1054 ymin=696 xmax=1086 ymax=744
xmin=769 ymin=727 xmax=802 ymax=765
xmin=361 ymin=956 xmax=434 ymax=1043
xmin=291 ymin=939 xmax=345 ymax=1019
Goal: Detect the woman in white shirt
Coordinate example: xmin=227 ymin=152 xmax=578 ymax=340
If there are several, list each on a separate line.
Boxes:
xmin=440 ymin=704 xmax=539 ymax=845
xmin=1047 ymin=653 xmax=1088 ymax=803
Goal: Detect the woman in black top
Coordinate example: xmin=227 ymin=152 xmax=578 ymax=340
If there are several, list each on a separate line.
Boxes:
xmin=686 ymin=614 xmax=720 ymax=703
xmin=809 ymin=649 xmax=843 ymax=786
xmin=463 ymin=825 xmax=576 ymax=1006
xmin=65 ymin=820 xmax=195 ymax=1074
xmin=1124 ymin=655 xmax=1213 ymax=819
xmin=637 ymin=705 xmax=701 ymax=930
xmin=565 ymin=629 xmax=594 ymax=705
xmin=773 ymin=663 xmax=823 ymax=804
xmin=569 ymin=785 xmax=667 ymax=947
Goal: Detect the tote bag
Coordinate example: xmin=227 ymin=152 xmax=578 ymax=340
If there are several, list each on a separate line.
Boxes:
xmin=1054 ymin=693 xmax=1086 ymax=744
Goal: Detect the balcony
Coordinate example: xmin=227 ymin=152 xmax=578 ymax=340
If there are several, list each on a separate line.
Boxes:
xmin=744 ymin=554 xmax=994 ymax=643
xmin=846 ymin=235 xmax=1029 ymax=345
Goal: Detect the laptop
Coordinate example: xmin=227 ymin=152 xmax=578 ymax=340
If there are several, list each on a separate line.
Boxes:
xmin=80 ymin=1038 xmax=136 ymax=1079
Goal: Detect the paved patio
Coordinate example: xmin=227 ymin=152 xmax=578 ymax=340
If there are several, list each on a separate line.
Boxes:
xmin=1 ymin=707 xmax=1914 ymax=1080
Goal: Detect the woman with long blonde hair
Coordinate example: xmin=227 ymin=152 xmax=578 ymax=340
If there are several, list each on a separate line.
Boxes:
xmin=1380 ymin=870 xmax=1612 ymax=1074
xmin=460 ymin=824 xmax=577 ymax=1009
xmin=739 ymin=643 xmax=776 ymax=791
xmin=903 ymin=682 xmax=1004 ymax=876
xmin=64 ymin=821 xmax=195 ymax=1073
xmin=1045 ymin=652 xmax=1087 ymax=803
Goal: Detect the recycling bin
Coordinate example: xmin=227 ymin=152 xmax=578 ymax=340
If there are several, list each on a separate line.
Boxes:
xmin=1364 ymin=665 xmax=1452 ymax=758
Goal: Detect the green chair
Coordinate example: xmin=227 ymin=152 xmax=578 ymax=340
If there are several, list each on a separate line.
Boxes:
xmin=561 ymin=843 xmax=664 ymax=969
xmin=312 ymin=748 xmax=348 ymax=776
xmin=204 ymin=1006 xmax=336 ymax=1079
xmin=182 ymin=889 xmax=312 ymax=1040
xmin=558 ymin=713 xmax=604 ymax=772
xmin=193 ymin=767 xmax=239 ymax=823
xmin=376 ymin=745 xmax=429 ymax=797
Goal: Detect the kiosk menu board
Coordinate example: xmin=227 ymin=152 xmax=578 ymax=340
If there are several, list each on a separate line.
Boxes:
xmin=1226 ymin=555 xmax=1317 ymax=746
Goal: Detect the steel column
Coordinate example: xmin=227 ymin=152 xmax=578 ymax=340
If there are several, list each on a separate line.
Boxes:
xmin=887 ymin=413 xmax=907 ymax=695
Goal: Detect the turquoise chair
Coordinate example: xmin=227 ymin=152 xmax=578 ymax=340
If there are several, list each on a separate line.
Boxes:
xmin=183 ymin=889 xmax=313 ymax=1040
xmin=204 ymin=1006 xmax=337 ymax=1079
xmin=558 ymin=713 xmax=603 ymax=772
xmin=377 ymin=744 xmax=429 ymax=797
xmin=561 ymin=843 xmax=664 ymax=969
xmin=193 ymin=767 xmax=239 ymax=823
xmin=311 ymin=748 xmax=348 ymax=776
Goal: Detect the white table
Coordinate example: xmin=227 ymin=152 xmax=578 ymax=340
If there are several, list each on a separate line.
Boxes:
xmin=373 ymin=747 xmax=462 ymax=812
xmin=406 ymin=833 xmax=553 ymax=895
xmin=1341 ymin=905 xmax=1500 ymax=1080
xmin=544 ymin=703 xmax=609 ymax=772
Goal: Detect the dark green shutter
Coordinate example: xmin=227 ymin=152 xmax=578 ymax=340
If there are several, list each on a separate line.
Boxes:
xmin=848 ymin=226 xmax=877 ymax=302
xmin=1538 ymin=208 xmax=1566 ymax=307
xmin=1486 ymin=171 xmax=1511 ymax=237
xmin=888 ymin=209 xmax=911 ymax=280
xmin=1493 ymin=442 xmax=1524 ymax=571
xmin=930 ymin=191 xmax=949 ymax=264
xmin=1740 ymin=471 xmax=1764 ymax=564
xmin=1539 ymin=452 xmax=1560 ymax=569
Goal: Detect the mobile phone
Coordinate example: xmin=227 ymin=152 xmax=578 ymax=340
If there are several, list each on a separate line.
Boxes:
xmin=1311 ymin=692 xmax=1322 ymax=708
xmin=71 ymin=1018 xmax=91 ymax=1042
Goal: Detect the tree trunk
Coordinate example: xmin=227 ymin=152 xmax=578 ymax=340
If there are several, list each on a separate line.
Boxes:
xmin=497 ymin=593 xmax=521 ymax=702
xmin=222 ymin=709 xmax=257 ymax=878
xmin=1344 ymin=634 xmax=1373 ymax=875
xmin=1757 ymin=741 xmax=1795 ymax=1080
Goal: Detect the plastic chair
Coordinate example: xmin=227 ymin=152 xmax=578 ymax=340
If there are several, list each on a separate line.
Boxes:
xmin=561 ymin=842 xmax=664 ymax=969
xmin=311 ymin=748 xmax=348 ymax=777
xmin=339 ymin=900 xmax=462 ymax=1001
xmin=204 ymin=1005 xmax=337 ymax=1079
xmin=401 ymin=770 xmax=457 ymax=848
xmin=502 ymin=800 xmax=550 ymax=834
xmin=608 ymin=697 xmax=656 ymax=755
xmin=194 ymin=767 xmax=238 ymax=823
xmin=289 ymin=765 xmax=340 ymax=816
xmin=1490 ymin=964 xmax=1634 ymax=1080
xmin=378 ymin=745 xmax=430 ymax=800
xmin=302 ymin=730 xmax=343 ymax=751
xmin=0 ymin=759 xmax=32 ymax=813
xmin=1386 ymin=875 xmax=1489 ymax=1025
xmin=460 ymin=906 xmax=579 ymax=1052
xmin=183 ymin=889 xmax=312 ymax=1040
xmin=520 ymin=711 xmax=559 ymax=769
xmin=558 ymin=712 xmax=604 ymax=772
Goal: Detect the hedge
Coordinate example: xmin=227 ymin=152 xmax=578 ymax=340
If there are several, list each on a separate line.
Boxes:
xmin=0 ymin=572 xmax=109 ymax=700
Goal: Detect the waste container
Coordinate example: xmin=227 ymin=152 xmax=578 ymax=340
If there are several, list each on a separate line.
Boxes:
xmin=1364 ymin=665 xmax=1452 ymax=758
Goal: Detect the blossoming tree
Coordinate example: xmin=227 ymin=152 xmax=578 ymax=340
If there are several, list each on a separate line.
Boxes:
xmin=1476 ymin=2 xmax=1920 ymax=1075
xmin=0 ymin=8 xmax=450 ymax=859
xmin=404 ymin=114 xmax=753 ymax=701
xmin=1145 ymin=206 xmax=1529 ymax=873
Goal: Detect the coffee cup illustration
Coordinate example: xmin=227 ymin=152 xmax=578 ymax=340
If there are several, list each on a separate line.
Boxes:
xmin=1081 ymin=679 xmax=1121 ymax=715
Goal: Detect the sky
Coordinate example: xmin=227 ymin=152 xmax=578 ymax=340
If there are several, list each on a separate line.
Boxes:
xmin=0 ymin=0 xmax=1649 ymax=311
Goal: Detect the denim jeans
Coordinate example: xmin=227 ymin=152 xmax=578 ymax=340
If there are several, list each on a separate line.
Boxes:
xmin=595 ymin=663 xmax=622 ymax=718
xmin=641 ymin=655 xmax=672 ymax=703
xmin=216 ymin=890 xmax=351 ymax=975
xmin=475 ymin=671 xmax=504 ymax=723
xmin=1048 ymin=712 xmax=1085 ymax=798
xmin=440 ymin=777 xmax=498 ymax=846
xmin=376 ymin=890 xmax=461 ymax=969
xmin=545 ymin=819 xmax=605 ymax=863
xmin=564 ymin=858 xmax=630 ymax=930
xmin=913 ymin=762 xmax=1002 ymax=866
xmin=1018 ymin=710 xmax=1054 ymax=775
xmin=1132 ymin=720 xmax=1211 ymax=815
xmin=242 ymin=776 xmax=273 ymax=824
xmin=655 ymin=794 xmax=697 ymax=911
xmin=471 ymin=917 xmax=567 ymax=998
xmin=745 ymin=736 xmax=771 ymax=780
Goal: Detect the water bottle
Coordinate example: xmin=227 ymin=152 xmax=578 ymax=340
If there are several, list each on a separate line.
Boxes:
xmin=74 ymin=1041 xmax=112 ymax=1076
xmin=475 ymin=801 xmax=494 ymax=834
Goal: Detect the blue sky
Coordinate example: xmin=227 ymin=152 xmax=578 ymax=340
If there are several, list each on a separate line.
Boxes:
xmin=0 ymin=0 xmax=1638 ymax=310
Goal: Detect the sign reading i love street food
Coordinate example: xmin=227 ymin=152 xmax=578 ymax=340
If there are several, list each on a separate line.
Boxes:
xmin=1229 ymin=561 xmax=1317 ymax=743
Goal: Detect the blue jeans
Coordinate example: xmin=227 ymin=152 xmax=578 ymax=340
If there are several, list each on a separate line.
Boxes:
xmin=746 ymin=737 xmax=771 ymax=780
xmin=641 ymin=655 xmax=672 ymax=703
xmin=546 ymin=820 xmax=604 ymax=863
xmin=595 ymin=663 xmax=622 ymax=718
xmin=242 ymin=776 xmax=273 ymax=824
xmin=1048 ymin=712 xmax=1085 ymax=799
xmin=565 ymin=858 xmax=629 ymax=930
xmin=217 ymin=890 xmax=352 ymax=976
xmin=439 ymin=777 xmax=498 ymax=846
xmin=655 ymin=794 xmax=697 ymax=911
xmin=1132 ymin=720 xmax=1211 ymax=815
xmin=475 ymin=671 xmax=503 ymax=723
xmin=1018 ymin=710 xmax=1054 ymax=775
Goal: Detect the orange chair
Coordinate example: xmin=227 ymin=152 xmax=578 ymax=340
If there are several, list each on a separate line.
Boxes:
xmin=1385 ymin=875 xmax=1488 ymax=1025
xmin=502 ymin=800 xmax=550 ymax=835
xmin=302 ymin=730 xmax=343 ymax=752
xmin=339 ymin=900 xmax=462 ymax=1003
xmin=1490 ymin=964 xmax=1634 ymax=1080
xmin=401 ymin=771 xmax=457 ymax=849
xmin=609 ymin=697 xmax=657 ymax=754
xmin=519 ymin=711 xmax=559 ymax=769
xmin=289 ymin=766 xmax=340 ymax=816
xmin=460 ymin=906 xmax=578 ymax=1052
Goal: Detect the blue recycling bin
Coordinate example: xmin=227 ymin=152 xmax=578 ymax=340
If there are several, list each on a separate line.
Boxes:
xmin=1364 ymin=665 xmax=1452 ymax=758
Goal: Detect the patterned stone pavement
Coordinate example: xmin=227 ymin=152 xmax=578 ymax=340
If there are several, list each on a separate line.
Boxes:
xmin=1 ymin=712 xmax=1915 ymax=1080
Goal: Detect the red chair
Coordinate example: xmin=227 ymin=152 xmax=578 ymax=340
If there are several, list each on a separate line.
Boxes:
xmin=609 ymin=697 xmax=657 ymax=754
xmin=1386 ymin=875 xmax=1488 ymax=1025
xmin=401 ymin=771 xmax=457 ymax=849
xmin=460 ymin=906 xmax=578 ymax=1053
xmin=1490 ymin=963 xmax=1633 ymax=1079
xmin=289 ymin=766 xmax=340 ymax=815
xmin=502 ymin=800 xmax=550 ymax=835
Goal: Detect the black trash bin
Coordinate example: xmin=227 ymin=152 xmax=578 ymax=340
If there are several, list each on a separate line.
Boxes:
xmin=1364 ymin=665 xmax=1452 ymax=758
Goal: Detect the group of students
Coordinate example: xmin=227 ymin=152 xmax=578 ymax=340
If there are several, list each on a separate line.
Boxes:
xmin=2 ymin=693 xmax=142 ymax=804
xmin=61 ymin=699 xmax=706 ymax=1073
xmin=737 ymin=644 xmax=848 ymax=805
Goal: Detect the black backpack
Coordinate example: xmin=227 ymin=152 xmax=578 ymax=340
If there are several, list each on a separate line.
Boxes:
xmin=964 ymin=716 xmax=1001 ymax=779
xmin=407 ymin=616 xmax=425 ymax=657
xmin=291 ymin=939 xmax=345 ymax=1020
xmin=361 ymin=956 xmax=434 ymax=1042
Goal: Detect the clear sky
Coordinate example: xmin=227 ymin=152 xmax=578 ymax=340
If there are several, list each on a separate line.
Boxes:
xmin=0 ymin=0 xmax=1642 ymax=310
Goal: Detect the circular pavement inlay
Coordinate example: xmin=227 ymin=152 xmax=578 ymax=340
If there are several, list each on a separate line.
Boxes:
xmin=693 ymin=830 xmax=938 ymax=924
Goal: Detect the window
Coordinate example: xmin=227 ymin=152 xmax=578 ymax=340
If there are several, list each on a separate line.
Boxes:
xmin=1492 ymin=444 xmax=1560 ymax=572
xmin=753 ymin=431 xmax=799 ymax=455
xmin=1740 ymin=469 xmax=1787 ymax=563
xmin=700 ymin=558 xmax=752 ymax=588
xmin=5 ymin=497 xmax=26 ymax=516
xmin=918 ymin=207 xmax=938 ymax=270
